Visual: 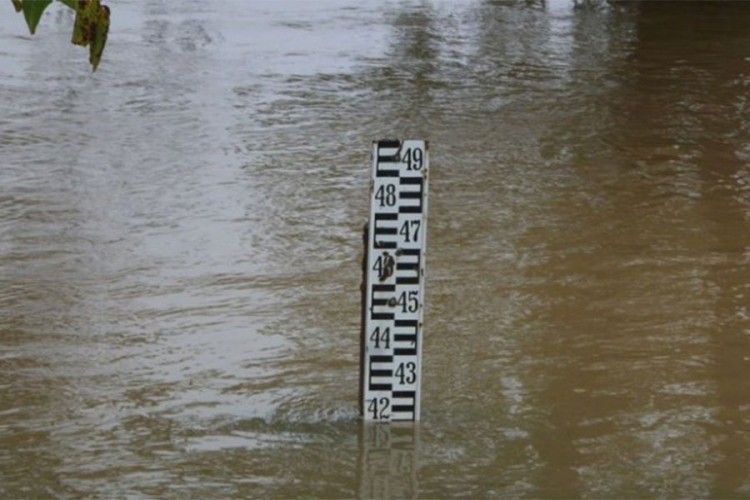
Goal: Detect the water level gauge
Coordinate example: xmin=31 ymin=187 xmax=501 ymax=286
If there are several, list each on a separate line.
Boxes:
xmin=362 ymin=139 xmax=429 ymax=422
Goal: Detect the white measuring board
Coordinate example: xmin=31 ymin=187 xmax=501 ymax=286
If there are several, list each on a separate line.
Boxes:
xmin=363 ymin=139 xmax=429 ymax=422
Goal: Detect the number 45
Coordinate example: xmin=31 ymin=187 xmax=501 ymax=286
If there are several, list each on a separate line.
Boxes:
xmin=394 ymin=290 xmax=419 ymax=313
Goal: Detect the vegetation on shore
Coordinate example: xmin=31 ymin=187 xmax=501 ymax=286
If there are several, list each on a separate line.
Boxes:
xmin=10 ymin=0 xmax=109 ymax=70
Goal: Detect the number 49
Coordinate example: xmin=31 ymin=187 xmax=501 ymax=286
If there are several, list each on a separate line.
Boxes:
xmin=402 ymin=147 xmax=424 ymax=171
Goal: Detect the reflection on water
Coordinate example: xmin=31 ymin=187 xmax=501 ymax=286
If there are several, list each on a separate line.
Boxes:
xmin=358 ymin=423 xmax=419 ymax=499
xmin=2 ymin=0 xmax=750 ymax=497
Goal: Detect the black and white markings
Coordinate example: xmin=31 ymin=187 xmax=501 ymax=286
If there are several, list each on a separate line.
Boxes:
xmin=363 ymin=139 xmax=429 ymax=422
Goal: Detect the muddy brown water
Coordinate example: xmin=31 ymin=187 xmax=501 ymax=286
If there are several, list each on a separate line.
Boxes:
xmin=2 ymin=1 xmax=750 ymax=497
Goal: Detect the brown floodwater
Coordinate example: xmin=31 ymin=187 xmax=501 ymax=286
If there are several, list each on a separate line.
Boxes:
xmin=2 ymin=0 xmax=750 ymax=497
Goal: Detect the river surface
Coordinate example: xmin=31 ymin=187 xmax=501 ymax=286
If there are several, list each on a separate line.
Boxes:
xmin=2 ymin=1 xmax=750 ymax=497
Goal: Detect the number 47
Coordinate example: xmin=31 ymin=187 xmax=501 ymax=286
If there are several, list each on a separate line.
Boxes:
xmin=399 ymin=220 xmax=421 ymax=243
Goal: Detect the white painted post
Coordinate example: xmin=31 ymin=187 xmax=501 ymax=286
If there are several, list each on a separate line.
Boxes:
xmin=362 ymin=139 xmax=429 ymax=422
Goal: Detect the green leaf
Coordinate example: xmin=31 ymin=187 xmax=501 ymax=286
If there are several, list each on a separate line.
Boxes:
xmin=71 ymin=0 xmax=89 ymax=46
xmin=72 ymin=0 xmax=96 ymax=46
xmin=15 ymin=0 xmax=109 ymax=71
xmin=22 ymin=0 xmax=53 ymax=35
xmin=89 ymin=3 xmax=108 ymax=70
xmin=70 ymin=0 xmax=109 ymax=70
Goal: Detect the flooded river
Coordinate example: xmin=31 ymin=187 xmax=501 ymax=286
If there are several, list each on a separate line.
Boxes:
xmin=2 ymin=0 xmax=750 ymax=497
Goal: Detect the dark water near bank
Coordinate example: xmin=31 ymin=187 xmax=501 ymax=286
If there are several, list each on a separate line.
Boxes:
xmin=2 ymin=1 xmax=750 ymax=497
